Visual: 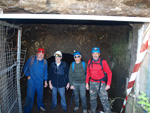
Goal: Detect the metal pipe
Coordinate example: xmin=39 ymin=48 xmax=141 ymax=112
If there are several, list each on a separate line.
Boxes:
xmin=16 ymin=28 xmax=22 ymax=113
xmin=0 ymin=62 xmax=17 ymax=75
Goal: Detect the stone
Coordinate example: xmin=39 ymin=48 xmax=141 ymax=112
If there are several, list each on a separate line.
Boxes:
xmin=0 ymin=0 xmax=150 ymax=17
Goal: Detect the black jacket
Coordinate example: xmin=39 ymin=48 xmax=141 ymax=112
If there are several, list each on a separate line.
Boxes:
xmin=48 ymin=61 xmax=69 ymax=88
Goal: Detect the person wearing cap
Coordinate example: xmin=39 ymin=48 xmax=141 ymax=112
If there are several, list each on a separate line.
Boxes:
xmin=48 ymin=51 xmax=69 ymax=112
xmin=23 ymin=48 xmax=48 ymax=113
xmin=69 ymin=51 xmax=87 ymax=113
xmin=86 ymin=47 xmax=112 ymax=113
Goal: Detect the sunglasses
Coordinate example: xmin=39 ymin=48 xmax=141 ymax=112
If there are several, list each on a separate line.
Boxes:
xmin=74 ymin=55 xmax=81 ymax=58
xmin=55 ymin=54 xmax=62 ymax=58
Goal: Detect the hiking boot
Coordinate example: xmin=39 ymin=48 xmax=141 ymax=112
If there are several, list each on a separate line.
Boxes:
xmin=83 ymin=109 xmax=87 ymax=113
xmin=40 ymin=107 xmax=46 ymax=112
xmin=73 ymin=107 xmax=79 ymax=112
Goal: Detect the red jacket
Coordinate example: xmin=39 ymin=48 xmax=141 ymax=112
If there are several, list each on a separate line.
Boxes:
xmin=86 ymin=58 xmax=112 ymax=86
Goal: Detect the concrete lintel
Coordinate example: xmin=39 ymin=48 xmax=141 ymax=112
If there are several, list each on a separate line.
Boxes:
xmin=0 ymin=14 xmax=150 ymax=22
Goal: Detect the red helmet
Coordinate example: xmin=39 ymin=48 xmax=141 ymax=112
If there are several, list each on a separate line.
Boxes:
xmin=37 ymin=48 xmax=45 ymax=54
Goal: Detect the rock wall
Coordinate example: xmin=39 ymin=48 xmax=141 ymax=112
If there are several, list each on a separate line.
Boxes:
xmin=1 ymin=0 xmax=150 ymax=17
xmin=21 ymin=24 xmax=131 ymax=61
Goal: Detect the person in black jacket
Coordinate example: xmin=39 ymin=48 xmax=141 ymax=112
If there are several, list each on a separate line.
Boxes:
xmin=48 ymin=51 xmax=69 ymax=112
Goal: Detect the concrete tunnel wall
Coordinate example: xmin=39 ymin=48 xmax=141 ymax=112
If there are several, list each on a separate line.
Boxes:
xmin=20 ymin=24 xmax=137 ymax=112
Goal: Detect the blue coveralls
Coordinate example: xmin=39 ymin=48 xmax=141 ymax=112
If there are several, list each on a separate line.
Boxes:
xmin=23 ymin=56 xmax=48 ymax=113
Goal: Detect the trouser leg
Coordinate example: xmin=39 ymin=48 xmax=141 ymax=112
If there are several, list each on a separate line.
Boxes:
xmin=24 ymin=85 xmax=36 ymax=113
xmin=79 ymin=83 xmax=87 ymax=110
xmin=73 ymin=83 xmax=80 ymax=107
xmin=98 ymin=83 xmax=111 ymax=113
xmin=51 ymin=87 xmax=57 ymax=107
xmin=58 ymin=87 xmax=67 ymax=110
xmin=37 ymin=85 xmax=45 ymax=110
xmin=90 ymin=82 xmax=98 ymax=113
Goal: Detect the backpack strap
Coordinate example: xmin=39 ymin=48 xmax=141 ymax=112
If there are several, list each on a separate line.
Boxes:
xmin=100 ymin=58 xmax=103 ymax=69
xmin=62 ymin=61 xmax=68 ymax=85
xmin=61 ymin=61 xmax=67 ymax=75
xmin=29 ymin=55 xmax=35 ymax=71
xmin=62 ymin=61 xmax=67 ymax=69
xmin=81 ymin=61 xmax=86 ymax=72
xmin=72 ymin=62 xmax=75 ymax=72
xmin=99 ymin=58 xmax=107 ymax=83
xmin=72 ymin=61 xmax=86 ymax=72
xmin=43 ymin=59 xmax=46 ymax=65
xmin=88 ymin=58 xmax=93 ymax=68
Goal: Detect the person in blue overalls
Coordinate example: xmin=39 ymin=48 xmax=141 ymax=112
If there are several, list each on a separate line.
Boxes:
xmin=23 ymin=48 xmax=48 ymax=113
xmin=48 ymin=51 xmax=70 ymax=112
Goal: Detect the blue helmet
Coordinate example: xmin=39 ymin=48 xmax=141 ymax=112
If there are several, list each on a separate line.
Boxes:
xmin=92 ymin=47 xmax=100 ymax=53
xmin=73 ymin=51 xmax=81 ymax=57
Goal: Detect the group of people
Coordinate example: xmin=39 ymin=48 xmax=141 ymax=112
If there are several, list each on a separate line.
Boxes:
xmin=23 ymin=47 xmax=112 ymax=113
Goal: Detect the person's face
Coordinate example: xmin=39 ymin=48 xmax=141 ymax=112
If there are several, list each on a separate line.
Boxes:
xmin=74 ymin=55 xmax=81 ymax=63
xmin=36 ymin=53 xmax=44 ymax=61
xmin=55 ymin=54 xmax=62 ymax=63
xmin=92 ymin=52 xmax=100 ymax=60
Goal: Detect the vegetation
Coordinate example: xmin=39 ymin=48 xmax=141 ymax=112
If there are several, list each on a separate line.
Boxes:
xmin=109 ymin=92 xmax=150 ymax=113
xmin=138 ymin=92 xmax=150 ymax=112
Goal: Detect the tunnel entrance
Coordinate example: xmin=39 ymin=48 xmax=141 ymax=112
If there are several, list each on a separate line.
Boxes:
xmin=1 ymin=16 xmax=149 ymax=113
xmin=19 ymin=22 xmax=135 ymax=113
xmin=47 ymin=53 xmax=74 ymax=67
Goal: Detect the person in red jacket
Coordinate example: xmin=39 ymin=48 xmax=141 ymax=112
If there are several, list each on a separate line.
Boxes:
xmin=86 ymin=47 xmax=112 ymax=113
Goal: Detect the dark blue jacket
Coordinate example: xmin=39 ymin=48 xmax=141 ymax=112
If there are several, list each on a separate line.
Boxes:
xmin=48 ymin=61 xmax=69 ymax=88
xmin=23 ymin=56 xmax=48 ymax=86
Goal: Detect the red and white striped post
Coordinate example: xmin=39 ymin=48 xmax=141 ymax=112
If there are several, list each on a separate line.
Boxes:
xmin=120 ymin=24 xmax=150 ymax=113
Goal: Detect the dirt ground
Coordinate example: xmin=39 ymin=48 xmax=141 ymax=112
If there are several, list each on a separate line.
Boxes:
xmin=22 ymin=86 xmax=116 ymax=113
xmin=31 ymin=87 xmax=93 ymax=113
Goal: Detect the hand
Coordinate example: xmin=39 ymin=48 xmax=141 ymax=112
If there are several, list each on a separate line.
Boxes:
xmin=66 ymin=83 xmax=70 ymax=90
xmin=49 ymin=81 xmax=53 ymax=90
xmin=44 ymin=81 xmax=48 ymax=88
xmin=28 ymin=76 xmax=31 ymax=80
xmin=70 ymin=86 xmax=75 ymax=90
xmin=105 ymin=85 xmax=110 ymax=90
xmin=86 ymin=83 xmax=89 ymax=90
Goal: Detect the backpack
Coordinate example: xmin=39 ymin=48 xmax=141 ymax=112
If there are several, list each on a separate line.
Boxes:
xmin=72 ymin=61 xmax=86 ymax=73
xmin=88 ymin=58 xmax=107 ymax=83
